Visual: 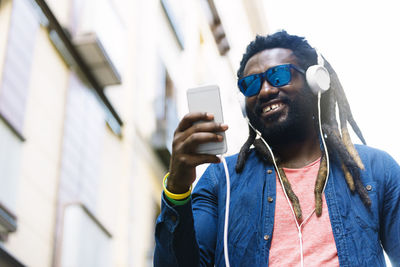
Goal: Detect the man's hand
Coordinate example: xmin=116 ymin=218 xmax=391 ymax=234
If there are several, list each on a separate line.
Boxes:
xmin=167 ymin=112 xmax=228 ymax=194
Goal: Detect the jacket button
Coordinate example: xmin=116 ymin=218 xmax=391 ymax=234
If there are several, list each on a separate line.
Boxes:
xmin=268 ymin=197 xmax=273 ymax=203
xmin=264 ymin=235 xmax=270 ymax=240
xmin=267 ymin=170 xmax=273 ymax=174
xmin=366 ymin=185 xmax=372 ymax=191
xmin=170 ymin=215 xmax=177 ymax=222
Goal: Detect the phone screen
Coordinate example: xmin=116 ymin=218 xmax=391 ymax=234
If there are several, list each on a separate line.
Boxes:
xmin=187 ymin=85 xmax=227 ymax=155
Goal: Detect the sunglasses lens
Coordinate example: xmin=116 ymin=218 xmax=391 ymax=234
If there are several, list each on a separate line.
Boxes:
xmin=239 ymin=75 xmax=262 ymax=97
xmin=238 ymin=64 xmax=296 ymax=97
xmin=266 ymin=65 xmax=291 ymax=87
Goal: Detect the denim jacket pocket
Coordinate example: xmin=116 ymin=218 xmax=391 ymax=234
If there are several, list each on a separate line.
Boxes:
xmin=352 ymin=181 xmax=381 ymax=259
xmin=353 ymin=181 xmax=379 ymax=231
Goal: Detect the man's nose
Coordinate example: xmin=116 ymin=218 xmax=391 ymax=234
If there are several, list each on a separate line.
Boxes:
xmin=258 ymin=80 xmax=279 ymax=98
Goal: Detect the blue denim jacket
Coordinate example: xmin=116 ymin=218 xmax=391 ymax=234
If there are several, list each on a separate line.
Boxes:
xmin=154 ymin=145 xmax=400 ymax=266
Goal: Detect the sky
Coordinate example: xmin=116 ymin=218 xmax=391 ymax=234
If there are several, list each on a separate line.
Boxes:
xmin=264 ymin=0 xmax=400 ymax=164
xmin=263 ymin=1 xmax=399 ymax=264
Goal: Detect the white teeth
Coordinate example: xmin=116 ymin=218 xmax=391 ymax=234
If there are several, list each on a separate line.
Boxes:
xmin=263 ymin=103 xmax=283 ymax=113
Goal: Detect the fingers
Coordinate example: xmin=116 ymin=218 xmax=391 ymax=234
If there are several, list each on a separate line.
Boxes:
xmin=168 ymin=112 xmax=228 ymax=192
xmin=176 ymin=112 xmax=214 ymax=132
xmin=176 ymin=121 xmax=228 ymax=143
xmin=173 ymin=112 xmax=228 ymax=154
xmin=179 ymin=132 xmax=223 ymax=153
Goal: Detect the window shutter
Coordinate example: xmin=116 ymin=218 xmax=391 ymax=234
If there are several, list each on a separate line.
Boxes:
xmin=0 ymin=0 xmax=39 ymax=136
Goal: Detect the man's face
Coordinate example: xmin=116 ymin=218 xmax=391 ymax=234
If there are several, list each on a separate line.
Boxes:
xmin=243 ymin=48 xmax=315 ymax=145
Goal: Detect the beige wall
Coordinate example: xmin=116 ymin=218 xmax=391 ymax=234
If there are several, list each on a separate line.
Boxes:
xmin=4 ymin=25 xmax=70 ymax=267
xmin=0 ymin=0 xmax=269 ymax=266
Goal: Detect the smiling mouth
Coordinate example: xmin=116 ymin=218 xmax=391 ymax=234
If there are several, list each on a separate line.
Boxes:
xmin=262 ymin=102 xmax=284 ymax=114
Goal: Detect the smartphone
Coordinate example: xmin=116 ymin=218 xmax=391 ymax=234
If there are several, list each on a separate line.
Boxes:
xmin=187 ymin=85 xmax=227 ymax=155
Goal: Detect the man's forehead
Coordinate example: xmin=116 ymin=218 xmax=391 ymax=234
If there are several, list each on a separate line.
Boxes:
xmin=243 ymin=48 xmax=297 ymax=76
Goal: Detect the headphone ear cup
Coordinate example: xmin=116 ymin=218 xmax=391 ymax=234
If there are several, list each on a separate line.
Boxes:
xmin=306 ymin=65 xmax=331 ymax=95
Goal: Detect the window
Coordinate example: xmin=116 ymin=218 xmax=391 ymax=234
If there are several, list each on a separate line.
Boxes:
xmin=53 ymin=73 xmax=107 ymax=264
xmin=160 ymin=0 xmax=185 ymax=49
xmin=200 ymin=0 xmax=230 ymax=55
xmin=0 ymin=0 xmax=39 ymax=137
xmin=0 ymin=0 xmax=39 ymax=239
xmin=71 ymin=0 xmax=126 ymax=80
xmin=69 ymin=0 xmax=126 ymax=135
xmin=151 ymin=63 xmax=179 ymax=168
xmin=60 ymin=204 xmax=111 ymax=267
xmin=0 ymin=120 xmax=22 ymax=213
xmin=59 ymin=74 xmax=105 ymax=212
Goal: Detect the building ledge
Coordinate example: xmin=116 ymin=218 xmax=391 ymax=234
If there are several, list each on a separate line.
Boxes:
xmin=30 ymin=0 xmax=123 ymax=136
xmin=0 ymin=202 xmax=17 ymax=242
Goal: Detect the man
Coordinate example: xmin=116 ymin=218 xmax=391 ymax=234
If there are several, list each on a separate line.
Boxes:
xmin=154 ymin=31 xmax=400 ymax=266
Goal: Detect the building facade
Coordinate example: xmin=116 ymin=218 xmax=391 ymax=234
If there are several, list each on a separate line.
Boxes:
xmin=0 ymin=0 xmax=268 ymax=266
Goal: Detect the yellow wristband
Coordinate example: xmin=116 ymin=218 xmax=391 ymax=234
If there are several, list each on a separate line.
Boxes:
xmin=163 ymin=172 xmax=192 ymax=200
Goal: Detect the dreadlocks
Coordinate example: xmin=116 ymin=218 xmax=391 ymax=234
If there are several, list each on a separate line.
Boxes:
xmin=235 ymin=31 xmax=371 ymax=217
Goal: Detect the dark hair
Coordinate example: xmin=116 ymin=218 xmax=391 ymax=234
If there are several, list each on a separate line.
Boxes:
xmin=235 ymin=31 xmax=371 ymax=217
xmin=237 ymin=30 xmax=317 ymax=79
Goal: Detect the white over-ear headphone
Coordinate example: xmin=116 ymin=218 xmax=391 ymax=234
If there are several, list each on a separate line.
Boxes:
xmin=306 ymin=52 xmax=331 ymax=95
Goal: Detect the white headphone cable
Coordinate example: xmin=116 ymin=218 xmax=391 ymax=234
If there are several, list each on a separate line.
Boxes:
xmin=242 ymin=90 xmax=330 ymax=267
xmin=317 ymin=91 xmax=330 ymax=193
xmin=219 ymin=155 xmax=231 ymax=267
xmin=220 ymin=90 xmax=330 ymax=267
xmin=246 ymin=120 xmax=307 ymax=266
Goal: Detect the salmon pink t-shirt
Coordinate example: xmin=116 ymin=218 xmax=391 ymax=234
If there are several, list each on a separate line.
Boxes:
xmin=268 ymin=159 xmax=340 ymax=267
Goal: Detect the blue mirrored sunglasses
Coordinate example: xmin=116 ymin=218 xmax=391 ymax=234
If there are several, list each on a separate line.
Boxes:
xmin=238 ymin=64 xmax=305 ymax=97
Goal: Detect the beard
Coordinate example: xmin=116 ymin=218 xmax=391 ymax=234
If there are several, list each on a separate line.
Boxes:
xmin=246 ymin=88 xmax=316 ymax=147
